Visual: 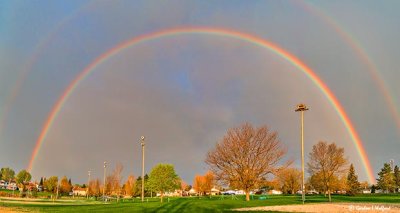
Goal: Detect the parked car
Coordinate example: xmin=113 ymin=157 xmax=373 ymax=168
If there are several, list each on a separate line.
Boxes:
xmin=222 ymin=190 xmax=236 ymax=195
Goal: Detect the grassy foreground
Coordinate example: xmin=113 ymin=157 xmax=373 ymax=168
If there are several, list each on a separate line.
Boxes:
xmin=1 ymin=194 xmax=399 ymax=212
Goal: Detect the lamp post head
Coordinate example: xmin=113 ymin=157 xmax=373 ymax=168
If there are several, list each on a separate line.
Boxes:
xmin=140 ymin=136 xmax=145 ymax=146
xmin=104 ymin=161 xmax=107 ymax=168
xmin=295 ymin=103 xmax=309 ymax=112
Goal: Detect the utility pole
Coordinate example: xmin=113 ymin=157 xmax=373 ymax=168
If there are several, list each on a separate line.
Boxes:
xmin=295 ymin=103 xmax=309 ymax=204
xmin=140 ymin=136 xmax=145 ymax=202
xmin=103 ymin=161 xmax=107 ymax=202
xmin=87 ymin=170 xmax=91 ymax=199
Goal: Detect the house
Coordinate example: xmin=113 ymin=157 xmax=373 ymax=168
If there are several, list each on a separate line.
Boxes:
xmin=26 ymin=182 xmax=38 ymax=191
xmin=72 ymin=187 xmax=87 ymax=196
xmin=157 ymin=190 xmax=181 ymax=197
xmin=188 ymin=188 xmax=197 ymax=196
xmin=0 ymin=180 xmax=7 ymax=189
xmin=210 ymin=187 xmax=220 ymax=195
xmin=269 ymin=189 xmax=282 ymax=195
xmin=7 ymin=182 xmax=17 ymax=190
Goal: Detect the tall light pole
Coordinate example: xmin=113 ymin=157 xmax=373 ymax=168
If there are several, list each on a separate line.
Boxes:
xmin=140 ymin=136 xmax=145 ymax=202
xmin=295 ymin=103 xmax=309 ymax=204
xmin=103 ymin=161 xmax=107 ymax=202
xmin=87 ymin=170 xmax=91 ymax=199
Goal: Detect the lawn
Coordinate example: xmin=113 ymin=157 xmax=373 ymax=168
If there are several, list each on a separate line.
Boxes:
xmin=1 ymin=194 xmax=399 ymax=212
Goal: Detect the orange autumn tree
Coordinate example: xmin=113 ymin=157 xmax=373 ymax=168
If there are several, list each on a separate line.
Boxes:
xmin=204 ymin=171 xmax=215 ymax=196
xmin=59 ymin=176 xmax=72 ymax=195
xmin=123 ymin=175 xmax=136 ymax=197
xmin=193 ymin=175 xmax=205 ymax=196
xmin=193 ymin=171 xmax=215 ymax=196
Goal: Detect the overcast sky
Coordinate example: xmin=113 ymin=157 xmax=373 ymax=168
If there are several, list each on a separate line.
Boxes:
xmin=1 ymin=0 xmax=399 ymax=184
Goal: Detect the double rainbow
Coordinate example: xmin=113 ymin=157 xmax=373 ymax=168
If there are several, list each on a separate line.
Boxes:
xmin=27 ymin=27 xmax=375 ymax=183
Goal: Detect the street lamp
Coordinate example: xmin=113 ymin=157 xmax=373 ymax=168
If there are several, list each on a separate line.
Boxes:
xmin=103 ymin=161 xmax=107 ymax=202
xmin=140 ymin=136 xmax=145 ymax=202
xmin=87 ymin=170 xmax=91 ymax=199
xmin=295 ymin=103 xmax=309 ymax=204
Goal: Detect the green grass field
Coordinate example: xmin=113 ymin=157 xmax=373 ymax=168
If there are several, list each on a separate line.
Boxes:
xmin=1 ymin=194 xmax=399 ymax=212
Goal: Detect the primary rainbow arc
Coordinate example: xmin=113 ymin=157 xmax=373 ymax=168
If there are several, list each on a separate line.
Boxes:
xmin=27 ymin=26 xmax=375 ymax=183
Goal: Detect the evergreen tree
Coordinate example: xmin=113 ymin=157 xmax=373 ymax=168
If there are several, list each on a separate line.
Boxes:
xmin=394 ymin=165 xmax=400 ymax=193
xmin=39 ymin=177 xmax=44 ymax=186
xmin=371 ymin=184 xmax=376 ymax=193
xmin=134 ymin=174 xmax=151 ymax=197
xmin=377 ymin=163 xmax=395 ymax=193
xmin=346 ymin=164 xmax=360 ymax=195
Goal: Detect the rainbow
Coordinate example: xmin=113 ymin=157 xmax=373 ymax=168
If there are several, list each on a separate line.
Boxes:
xmin=0 ymin=1 xmax=94 ymax=139
xmin=27 ymin=27 xmax=375 ymax=183
xmin=296 ymin=0 xmax=400 ymax=132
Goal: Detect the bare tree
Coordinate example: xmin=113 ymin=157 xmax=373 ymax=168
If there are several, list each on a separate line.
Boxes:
xmin=89 ymin=179 xmax=101 ymax=197
xmin=206 ymin=123 xmax=287 ymax=201
xmin=307 ymin=141 xmax=348 ymax=202
xmin=111 ymin=163 xmax=123 ymax=201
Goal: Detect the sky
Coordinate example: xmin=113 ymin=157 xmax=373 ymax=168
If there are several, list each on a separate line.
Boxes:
xmin=1 ymin=0 xmax=399 ymax=185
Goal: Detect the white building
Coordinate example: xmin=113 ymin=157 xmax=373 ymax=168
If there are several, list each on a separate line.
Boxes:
xmin=72 ymin=187 xmax=87 ymax=196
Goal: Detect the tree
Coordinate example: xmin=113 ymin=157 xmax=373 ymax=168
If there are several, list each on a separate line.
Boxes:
xmin=60 ymin=176 xmax=72 ymax=194
xmin=180 ymin=181 xmax=189 ymax=196
xmin=123 ymin=175 xmax=136 ymax=197
xmin=307 ymin=141 xmax=348 ymax=202
xmin=105 ymin=175 xmax=113 ymax=195
xmin=1 ymin=167 xmax=15 ymax=182
xmin=104 ymin=163 xmax=124 ymax=198
xmin=16 ymin=170 xmax=31 ymax=184
xmin=394 ymin=165 xmax=400 ymax=193
xmin=134 ymin=176 xmax=142 ymax=197
xmin=307 ymin=172 xmax=325 ymax=193
xmin=263 ymin=178 xmax=280 ymax=191
xmin=360 ymin=181 xmax=369 ymax=191
xmin=346 ymin=164 xmax=360 ymax=195
xmin=89 ymin=179 xmax=101 ymax=197
xmin=377 ymin=163 xmax=395 ymax=193
xmin=111 ymin=163 xmax=123 ymax=200
xmin=203 ymin=171 xmax=215 ymax=196
xmin=192 ymin=172 xmax=214 ymax=196
xmin=193 ymin=175 xmax=206 ymax=196
xmin=332 ymin=175 xmax=347 ymax=194
xmin=148 ymin=164 xmax=180 ymax=202
xmin=205 ymin=123 xmax=287 ymax=201
xmin=276 ymin=168 xmax=301 ymax=194
xmin=371 ymin=184 xmax=376 ymax=193
xmin=39 ymin=177 xmax=44 ymax=187
xmin=184 ymin=184 xmax=192 ymax=192
xmin=16 ymin=170 xmax=32 ymax=192
xmin=44 ymin=176 xmax=58 ymax=194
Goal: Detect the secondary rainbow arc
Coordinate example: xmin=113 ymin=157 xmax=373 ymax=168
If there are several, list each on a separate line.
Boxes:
xmin=297 ymin=0 xmax=400 ymax=132
xmin=27 ymin=27 xmax=375 ymax=183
